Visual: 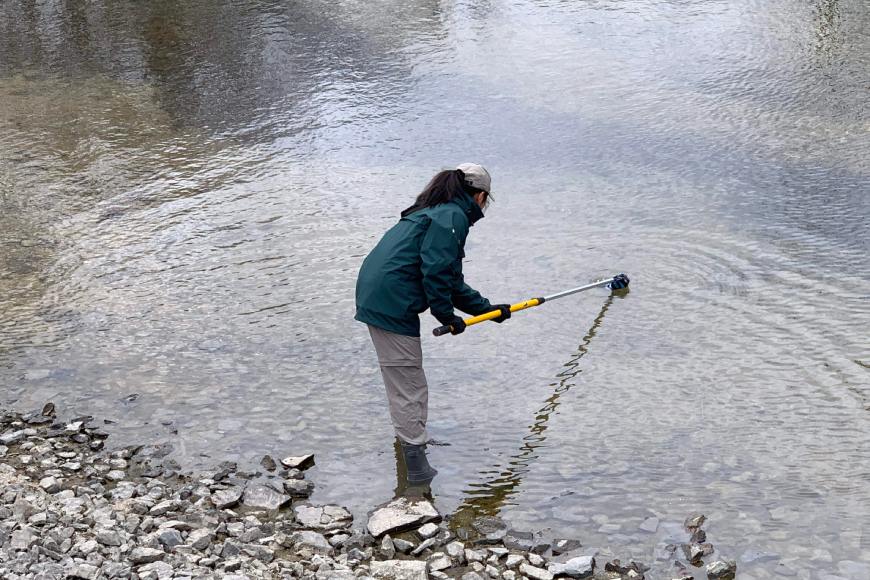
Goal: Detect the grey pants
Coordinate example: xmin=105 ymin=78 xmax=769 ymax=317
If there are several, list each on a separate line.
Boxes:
xmin=368 ymin=325 xmax=428 ymax=445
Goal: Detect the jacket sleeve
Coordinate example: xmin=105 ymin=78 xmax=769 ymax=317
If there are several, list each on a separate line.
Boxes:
xmin=452 ymin=275 xmax=492 ymax=316
xmin=420 ymin=211 xmax=464 ymax=323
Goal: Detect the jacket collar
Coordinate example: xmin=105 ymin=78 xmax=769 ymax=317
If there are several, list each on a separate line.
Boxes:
xmin=453 ymin=190 xmax=485 ymax=225
xmin=400 ymin=191 xmax=485 ymax=224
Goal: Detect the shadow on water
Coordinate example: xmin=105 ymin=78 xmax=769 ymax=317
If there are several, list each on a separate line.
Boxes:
xmin=448 ymin=292 xmax=622 ymax=530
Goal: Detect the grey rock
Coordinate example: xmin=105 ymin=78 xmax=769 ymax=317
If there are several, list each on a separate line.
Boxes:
xmin=10 ymin=527 xmax=36 ymax=550
xmin=706 ymin=560 xmax=737 ymax=579
xmin=68 ymin=563 xmax=99 ymax=580
xmin=461 ymin=574 xmax=486 ymax=580
xmin=0 ymin=429 xmax=27 ymax=445
xmin=465 ymin=548 xmax=486 ymax=562
xmin=370 ymin=559 xmax=428 ymax=580
xmin=242 ymin=484 xmax=290 ymax=510
xmin=39 ymin=476 xmax=61 ymax=493
xmin=211 ymin=487 xmax=243 ymax=509
xmin=158 ymin=528 xmax=184 ymax=549
xmin=520 ymin=562 xmax=554 ymax=580
xmin=291 ymin=531 xmax=333 ymax=554
xmin=393 ymin=538 xmax=415 ymax=553
xmin=367 ymin=497 xmax=440 ymax=537
xmin=283 ymin=478 xmax=314 ymax=498
xmin=549 ymin=555 xmax=595 ymax=578
xmin=188 ymin=528 xmax=214 ymax=551
xmin=503 ymin=530 xmax=534 ymax=551
xmin=380 ymin=535 xmax=396 ymax=559
xmin=95 ymin=529 xmax=123 ymax=546
xmin=130 ymin=547 xmax=165 ymax=564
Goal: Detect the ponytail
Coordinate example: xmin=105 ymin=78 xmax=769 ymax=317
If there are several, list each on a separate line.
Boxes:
xmin=402 ymin=169 xmax=480 ymax=216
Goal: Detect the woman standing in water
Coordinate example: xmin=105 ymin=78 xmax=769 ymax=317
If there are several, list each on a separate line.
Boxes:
xmin=355 ymin=163 xmax=511 ymax=484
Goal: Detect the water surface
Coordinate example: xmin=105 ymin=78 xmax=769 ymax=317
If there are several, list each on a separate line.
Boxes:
xmin=2 ymin=0 xmax=869 ymax=577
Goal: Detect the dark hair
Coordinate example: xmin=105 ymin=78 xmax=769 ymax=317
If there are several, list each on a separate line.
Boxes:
xmin=402 ymin=169 xmax=483 ymax=216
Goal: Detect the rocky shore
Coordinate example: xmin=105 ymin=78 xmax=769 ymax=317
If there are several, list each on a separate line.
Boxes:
xmin=0 ymin=404 xmax=737 ymax=580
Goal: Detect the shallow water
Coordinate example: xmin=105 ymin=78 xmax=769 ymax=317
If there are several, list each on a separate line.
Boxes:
xmin=2 ymin=0 xmax=869 ymax=576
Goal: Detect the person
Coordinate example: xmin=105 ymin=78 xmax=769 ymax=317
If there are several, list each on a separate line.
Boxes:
xmin=355 ymin=163 xmax=511 ymax=484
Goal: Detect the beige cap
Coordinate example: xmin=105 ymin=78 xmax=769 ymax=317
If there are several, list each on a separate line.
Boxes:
xmin=456 ymin=163 xmax=491 ymax=194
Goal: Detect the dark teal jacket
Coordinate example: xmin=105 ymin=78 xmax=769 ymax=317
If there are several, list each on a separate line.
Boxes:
xmin=355 ymin=192 xmax=491 ymax=337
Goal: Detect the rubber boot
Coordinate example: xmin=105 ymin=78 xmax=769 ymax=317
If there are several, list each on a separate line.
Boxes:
xmin=401 ymin=442 xmax=438 ymax=484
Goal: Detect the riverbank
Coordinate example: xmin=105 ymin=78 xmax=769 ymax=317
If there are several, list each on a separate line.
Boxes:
xmin=0 ymin=404 xmax=736 ymax=579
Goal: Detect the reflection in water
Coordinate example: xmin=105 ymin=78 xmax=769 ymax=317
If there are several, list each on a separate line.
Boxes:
xmin=451 ymin=294 xmax=618 ymax=529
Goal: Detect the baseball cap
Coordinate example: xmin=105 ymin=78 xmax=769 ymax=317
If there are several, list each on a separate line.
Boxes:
xmin=456 ymin=163 xmax=491 ymax=194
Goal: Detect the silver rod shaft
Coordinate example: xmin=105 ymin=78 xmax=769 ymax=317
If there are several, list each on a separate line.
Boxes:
xmin=542 ymin=278 xmax=612 ymax=302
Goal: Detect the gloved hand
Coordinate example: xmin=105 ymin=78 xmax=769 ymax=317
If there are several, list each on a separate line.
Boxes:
xmin=445 ymin=315 xmax=466 ymax=335
xmin=491 ymin=304 xmax=512 ymax=323
xmin=609 ymin=273 xmax=630 ymax=290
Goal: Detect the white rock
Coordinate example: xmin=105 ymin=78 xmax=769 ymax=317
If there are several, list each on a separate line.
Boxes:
xmin=366 ymin=497 xmax=439 ymax=537
xmin=418 ymin=522 xmax=440 ymax=539
xmin=520 ymin=562 xmax=554 ymax=580
xmin=506 ymin=554 xmax=525 ymax=568
xmin=548 ymin=555 xmax=595 ymax=578
xmin=280 ymin=454 xmax=315 ymax=469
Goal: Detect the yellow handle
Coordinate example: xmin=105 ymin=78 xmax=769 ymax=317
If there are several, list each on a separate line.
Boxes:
xmin=464 ymin=298 xmax=542 ymax=327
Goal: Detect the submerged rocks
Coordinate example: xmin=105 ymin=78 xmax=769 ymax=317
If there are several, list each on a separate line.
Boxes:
xmin=706 ymin=560 xmax=737 ymax=579
xmin=366 ymin=496 xmax=440 ymax=537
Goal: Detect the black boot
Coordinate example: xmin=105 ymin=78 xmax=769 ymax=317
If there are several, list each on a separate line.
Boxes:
xmin=401 ymin=442 xmax=438 ymax=484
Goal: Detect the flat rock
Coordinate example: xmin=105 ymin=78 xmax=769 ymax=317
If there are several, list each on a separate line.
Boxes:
xmin=294 ymin=504 xmax=353 ymax=531
xmin=280 ymin=454 xmax=315 ymax=469
xmin=130 ymin=547 xmax=165 ymax=564
xmin=367 ymin=497 xmax=440 ymax=537
xmin=549 ymin=556 xmax=595 ymax=578
xmin=371 ymin=559 xmax=428 ymax=580
xmin=242 ymin=484 xmax=290 ymax=510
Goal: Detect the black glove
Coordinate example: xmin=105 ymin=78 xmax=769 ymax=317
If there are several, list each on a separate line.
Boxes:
xmin=445 ymin=315 xmax=466 ymax=335
xmin=435 ymin=312 xmax=466 ymax=335
xmin=609 ymin=273 xmax=630 ymax=290
xmin=491 ymin=304 xmax=512 ymax=323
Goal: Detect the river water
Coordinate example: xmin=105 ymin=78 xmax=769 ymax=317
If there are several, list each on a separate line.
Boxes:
xmin=2 ymin=0 xmax=869 ymax=577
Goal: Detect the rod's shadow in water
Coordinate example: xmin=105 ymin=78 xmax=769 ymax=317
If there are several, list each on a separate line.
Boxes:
xmin=448 ymin=292 xmax=623 ymax=529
